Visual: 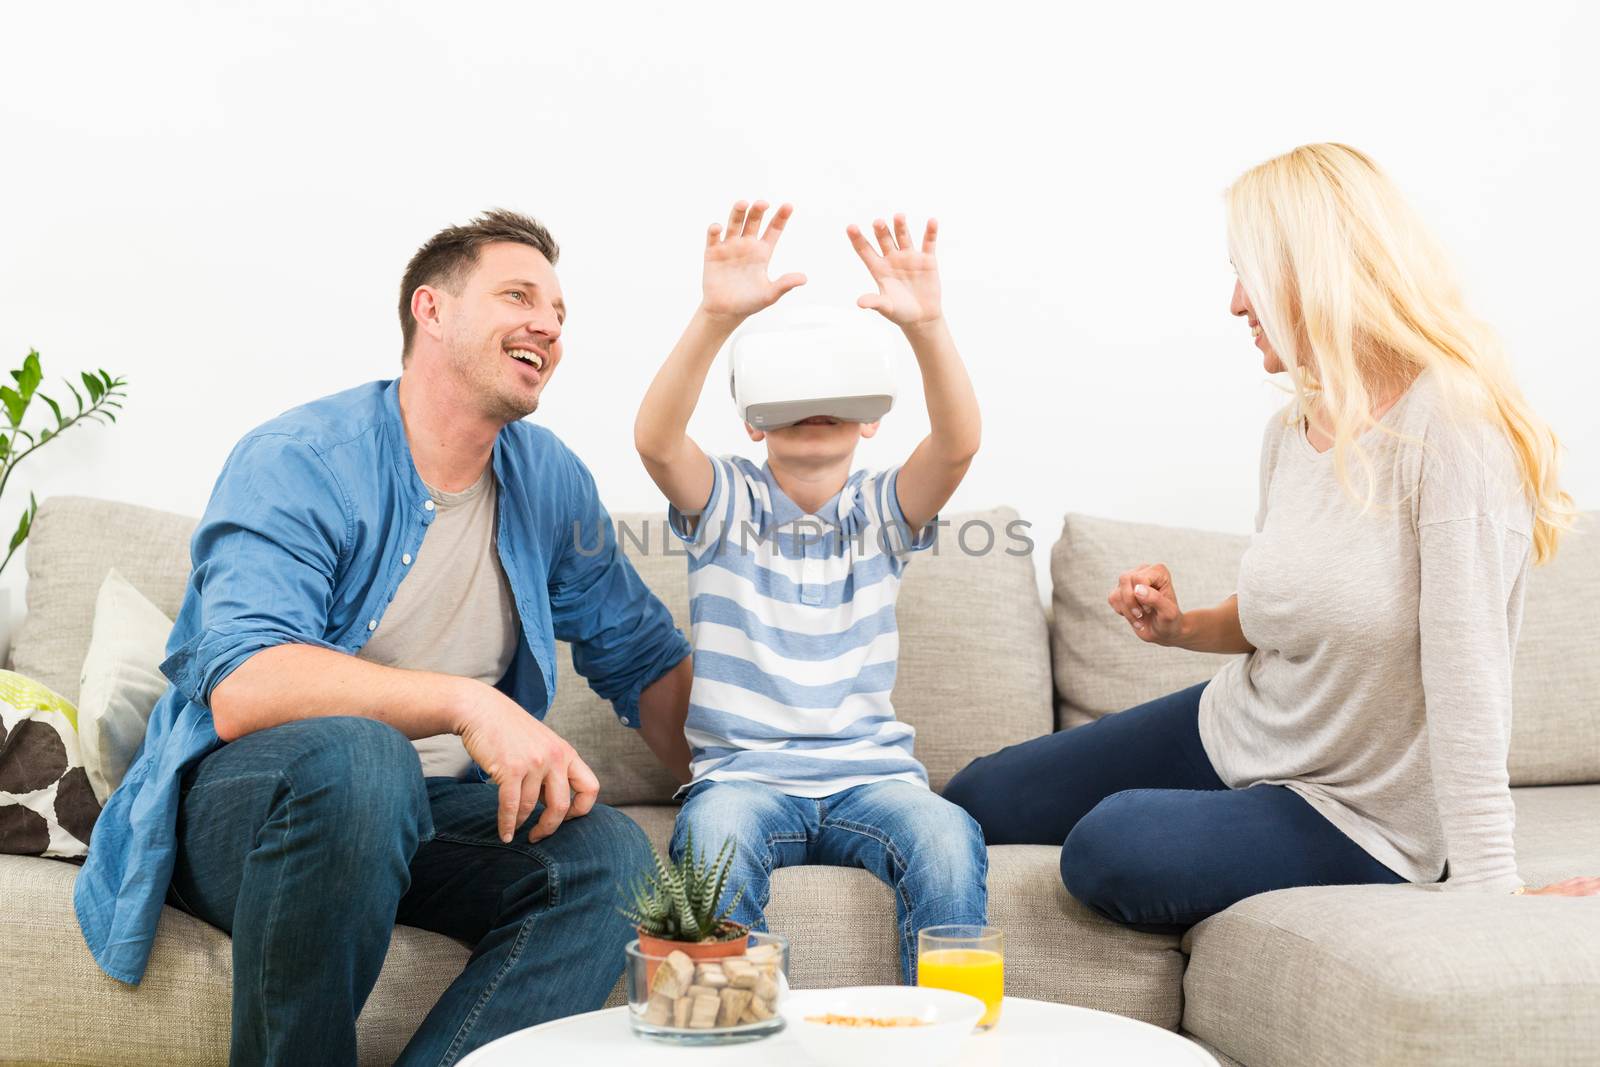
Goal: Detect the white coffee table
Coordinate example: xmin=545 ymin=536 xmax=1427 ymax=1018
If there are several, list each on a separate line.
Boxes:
xmin=456 ymin=997 xmax=1217 ymax=1065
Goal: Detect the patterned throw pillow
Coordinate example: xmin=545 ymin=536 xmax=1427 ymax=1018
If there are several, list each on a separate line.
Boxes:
xmin=0 ymin=670 xmax=101 ymax=857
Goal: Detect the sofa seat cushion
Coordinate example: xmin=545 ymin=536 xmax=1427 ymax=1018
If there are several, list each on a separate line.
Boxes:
xmin=0 ymin=854 xmax=467 ymax=1067
xmin=1180 ymin=784 xmax=1600 ymax=1066
xmin=3 ymin=806 xmax=1187 ymax=1065
xmin=1510 ymin=784 xmax=1600 ymax=888
xmin=620 ymin=804 xmax=1185 ymax=1026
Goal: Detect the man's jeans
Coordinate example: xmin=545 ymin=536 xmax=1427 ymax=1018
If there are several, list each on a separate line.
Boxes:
xmin=170 ymin=717 xmax=651 ymax=1067
xmin=671 ymin=779 xmax=988 ymax=983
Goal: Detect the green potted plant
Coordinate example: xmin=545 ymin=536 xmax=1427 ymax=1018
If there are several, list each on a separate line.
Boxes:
xmin=622 ymin=831 xmax=787 ymax=1034
xmin=0 ymin=349 xmax=127 ymax=575
xmin=622 ymin=827 xmax=750 ymax=967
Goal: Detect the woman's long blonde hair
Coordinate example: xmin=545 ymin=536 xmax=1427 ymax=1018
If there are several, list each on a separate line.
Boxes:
xmin=1227 ymin=143 xmax=1572 ymax=562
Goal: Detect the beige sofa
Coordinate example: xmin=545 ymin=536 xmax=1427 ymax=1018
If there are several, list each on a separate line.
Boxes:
xmin=2 ymin=496 xmax=1596 ymax=1066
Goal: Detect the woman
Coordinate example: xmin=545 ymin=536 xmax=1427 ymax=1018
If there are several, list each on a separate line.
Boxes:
xmin=943 ymin=143 xmax=1598 ymax=929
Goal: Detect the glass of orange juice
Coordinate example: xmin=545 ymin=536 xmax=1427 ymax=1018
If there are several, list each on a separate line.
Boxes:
xmin=917 ymin=925 xmax=1004 ymax=1030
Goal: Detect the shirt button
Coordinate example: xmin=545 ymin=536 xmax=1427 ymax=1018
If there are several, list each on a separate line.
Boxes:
xmin=402 ymin=553 xmax=413 ymax=565
xmin=367 ymin=619 xmax=377 ymax=631
xmin=423 ymin=499 xmax=435 ymax=511
xmin=617 ymin=714 xmax=629 ymax=725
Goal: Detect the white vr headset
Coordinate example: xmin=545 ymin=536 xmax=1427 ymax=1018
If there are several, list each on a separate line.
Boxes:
xmin=728 ymin=308 xmax=898 ymax=430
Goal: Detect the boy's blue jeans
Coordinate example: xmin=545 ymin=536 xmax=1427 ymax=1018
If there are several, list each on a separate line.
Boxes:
xmin=671 ymin=778 xmax=988 ymax=983
xmin=169 ymin=716 xmax=651 ymax=1067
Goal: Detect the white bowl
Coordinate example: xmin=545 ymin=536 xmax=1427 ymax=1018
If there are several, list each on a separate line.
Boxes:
xmin=778 ymin=985 xmax=986 ymax=1067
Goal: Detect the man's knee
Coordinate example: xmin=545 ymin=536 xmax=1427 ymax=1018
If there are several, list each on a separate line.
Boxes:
xmin=571 ymin=804 xmax=653 ymax=872
xmin=519 ymin=804 xmax=654 ymax=897
xmin=275 ymin=717 xmax=428 ymax=838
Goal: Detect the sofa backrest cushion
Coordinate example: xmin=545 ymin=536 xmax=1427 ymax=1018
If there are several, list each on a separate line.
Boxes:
xmin=11 ymin=497 xmax=195 ymax=705
xmin=1509 ymin=513 xmax=1600 ymax=785
xmin=1051 ymin=514 xmax=1249 ymax=730
xmin=13 ymin=498 xmax=1054 ymax=805
xmin=1050 ymin=511 xmax=1600 ymax=787
xmin=544 ymin=507 xmax=1055 ymax=804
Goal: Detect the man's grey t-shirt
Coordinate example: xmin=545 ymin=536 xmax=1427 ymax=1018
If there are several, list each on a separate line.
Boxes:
xmin=357 ymin=468 xmax=518 ymax=778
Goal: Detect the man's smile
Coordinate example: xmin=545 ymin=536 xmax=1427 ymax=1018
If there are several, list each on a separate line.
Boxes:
xmin=505 ymin=344 xmax=546 ymax=371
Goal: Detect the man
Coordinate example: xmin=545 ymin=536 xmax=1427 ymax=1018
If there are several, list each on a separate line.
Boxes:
xmin=74 ymin=210 xmax=695 ymax=1065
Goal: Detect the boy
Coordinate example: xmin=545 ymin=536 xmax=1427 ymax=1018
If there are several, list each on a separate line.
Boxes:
xmin=633 ymin=200 xmax=986 ymax=982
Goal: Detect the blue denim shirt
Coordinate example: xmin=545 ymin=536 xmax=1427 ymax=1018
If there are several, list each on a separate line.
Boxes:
xmin=74 ymin=379 xmax=690 ymax=984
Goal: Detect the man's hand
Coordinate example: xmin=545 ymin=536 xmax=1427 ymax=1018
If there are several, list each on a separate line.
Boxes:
xmin=848 ymin=214 xmax=942 ymax=328
xmin=701 ymin=200 xmax=806 ymax=322
xmin=453 ymin=679 xmax=599 ymax=844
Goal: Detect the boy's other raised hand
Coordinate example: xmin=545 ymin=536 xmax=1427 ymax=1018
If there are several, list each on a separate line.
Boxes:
xmin=702 ymin=200 xmax=807 ymax=322
xmin=848 ymin=214 xmax=942 ymax=328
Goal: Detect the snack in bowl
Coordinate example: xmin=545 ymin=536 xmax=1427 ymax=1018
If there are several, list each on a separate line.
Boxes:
xmin=804 ymin=1013 xmax=929 ymax=1028
xmin=780 ymin=985 xmax=986 ymax=1067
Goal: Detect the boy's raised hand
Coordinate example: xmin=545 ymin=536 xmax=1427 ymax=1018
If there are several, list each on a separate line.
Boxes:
xmin=848 ymin=214 xmax=942 ymax=328
xmin=702 ymin=200 xmax=807 ymax=321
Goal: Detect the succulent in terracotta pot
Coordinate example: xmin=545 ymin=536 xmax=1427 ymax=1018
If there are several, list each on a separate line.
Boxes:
xmin=622 ymin=826 xmax=749 ymax=963
xmin=621 ymin=834 xmax=785 ymax=1032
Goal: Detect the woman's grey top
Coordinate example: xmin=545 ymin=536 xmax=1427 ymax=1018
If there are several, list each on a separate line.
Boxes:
xmin=1201 ymin=371 xmax=1532 ymax=893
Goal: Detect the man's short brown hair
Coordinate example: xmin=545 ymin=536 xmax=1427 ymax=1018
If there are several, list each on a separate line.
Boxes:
xmin=398 ymin=208 xmax=560 ymax=360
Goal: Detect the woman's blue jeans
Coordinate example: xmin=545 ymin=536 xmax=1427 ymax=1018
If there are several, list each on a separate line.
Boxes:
xmin=170 ymin=716 xmax=652 ymax=1067
xmin=942 ymin=683 xmax=1406 ymax=931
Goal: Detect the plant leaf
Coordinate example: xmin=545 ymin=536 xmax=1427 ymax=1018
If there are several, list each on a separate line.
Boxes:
xmin=0 ymin=385 xmax=25 ymax=426
xmin=704 ymin=836 xmax=734 ymax=927
xmin=81 ymin=372 xmax=103 ymax=404
xmin=8 ymin=498 xmax=34 ymax=554
xmin=17 ymin=351 xmax=43 ymax=400
xmin=669 ymin=867 xmax=697 ymax=939
xmin=633 ymin=831 xmax=755 ymax=943
xmin=40 ymin=393 xmax=63 ymax=427
xmin=715 ymin=885 xmax=746 ymax=928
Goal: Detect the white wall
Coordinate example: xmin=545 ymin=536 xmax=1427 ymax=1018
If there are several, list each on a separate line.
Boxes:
xmin=2 ymin=0 xmax=1596 ymax=632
